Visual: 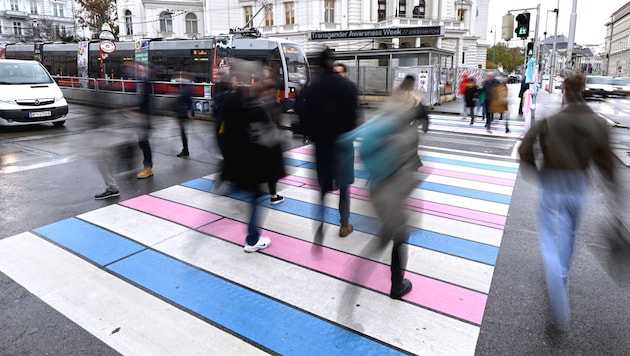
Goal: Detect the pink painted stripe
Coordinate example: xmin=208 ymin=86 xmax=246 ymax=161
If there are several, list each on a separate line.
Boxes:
xmin=278 ymin=174 xmax=506 ymax=228
xmin=198 ymin=218 xmax=486 ymax=325
xmin=120 ymin=195 xmax=222 ymax=229
xmin=289 ymin=147 xmax=515 ymax=186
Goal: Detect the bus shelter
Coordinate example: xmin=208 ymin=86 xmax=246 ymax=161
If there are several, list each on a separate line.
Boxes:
xmin=307 ymin=47 xmax=455 ymax=107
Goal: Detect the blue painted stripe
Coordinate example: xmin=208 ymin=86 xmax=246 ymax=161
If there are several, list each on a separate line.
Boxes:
xmin=285 ymin=159 xmax=512 ymax=204
xmin=418 ymin=181 xmax=511 ymax=205
xmin=181 ymin=178 xmax=497 ymax=265
xmin=37 ymin=217 xmax=404 ymax=354
xmin=108 ymin=249 xmax=405 ymax=355
xmin=33 ymin=217 xmax=145 ymax=266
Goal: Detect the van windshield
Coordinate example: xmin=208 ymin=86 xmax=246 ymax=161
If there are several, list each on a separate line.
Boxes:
xmin=0 ymin=61 xmax=54 ymax=84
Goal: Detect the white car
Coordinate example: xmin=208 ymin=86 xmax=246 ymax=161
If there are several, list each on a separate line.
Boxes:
xmin=0 ymin=59 xmax=68 ymax=126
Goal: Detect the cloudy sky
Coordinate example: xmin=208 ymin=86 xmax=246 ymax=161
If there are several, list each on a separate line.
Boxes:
xmin=487 ymin=0 xmax=626 ymax=45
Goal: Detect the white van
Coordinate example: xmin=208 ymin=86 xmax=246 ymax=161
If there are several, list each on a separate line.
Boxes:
xmin=0 ymin=59 xmax=68 ymax=126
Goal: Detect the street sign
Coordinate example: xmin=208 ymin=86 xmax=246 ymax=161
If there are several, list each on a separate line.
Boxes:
xmin=99 ymin=40 xmax=116 ymax=54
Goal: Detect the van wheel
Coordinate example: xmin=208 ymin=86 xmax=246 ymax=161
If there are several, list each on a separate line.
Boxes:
xmin=52 ymin=121 xmax=65 ymax=127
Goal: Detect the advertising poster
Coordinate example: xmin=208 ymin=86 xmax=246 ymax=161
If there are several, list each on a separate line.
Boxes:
xmin=135 ymin=40 xmax=149 ymax=63
xmin=77 ymin=41 xmax=89 ymax=87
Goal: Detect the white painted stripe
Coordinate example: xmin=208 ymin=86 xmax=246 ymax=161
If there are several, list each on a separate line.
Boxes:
xmin=151 ymin=185 xmax=495 ymax=293
xmin=79 ymin=209 xmax=480 ymax=355
xmin=0 ymin=233 xmax=266 ymax=355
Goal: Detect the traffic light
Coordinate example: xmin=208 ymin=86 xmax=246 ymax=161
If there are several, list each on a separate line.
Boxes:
xmin=526 ymin=42 xmax=534 ymax=57
xmin=515 ymin=13 xmax=530 ymax=39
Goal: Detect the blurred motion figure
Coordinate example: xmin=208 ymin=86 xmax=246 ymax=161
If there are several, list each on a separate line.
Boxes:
xmin=518 ymin=73 xmax=616 ymax=331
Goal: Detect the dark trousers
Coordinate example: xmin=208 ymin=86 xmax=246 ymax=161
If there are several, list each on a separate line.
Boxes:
xmin=177 ymin=118 xmax=188 ymax=152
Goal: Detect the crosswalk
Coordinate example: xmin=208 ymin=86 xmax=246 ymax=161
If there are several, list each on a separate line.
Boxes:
xmin=0 ymin=142 xmax=519 ymax=355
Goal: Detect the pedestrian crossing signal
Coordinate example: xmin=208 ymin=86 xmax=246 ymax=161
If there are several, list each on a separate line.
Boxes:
xmin=527 ymin=42 xmax=534 ymax=57
xmin=515 ymin=13 xmax=530 ymax=39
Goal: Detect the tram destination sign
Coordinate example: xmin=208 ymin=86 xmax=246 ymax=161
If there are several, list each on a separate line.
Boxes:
xmin=309 ymin=26 xmax=444 ymax=41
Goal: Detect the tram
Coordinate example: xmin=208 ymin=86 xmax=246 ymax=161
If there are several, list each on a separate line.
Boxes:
xmin=5 ymin=33 xmax=310 ymax=110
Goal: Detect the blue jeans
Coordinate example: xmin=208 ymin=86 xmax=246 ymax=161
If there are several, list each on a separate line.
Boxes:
xmin=537 ymin=169 xmax=587 ymax=328
xmin=246 ymin=190 xmax=263 ymax=246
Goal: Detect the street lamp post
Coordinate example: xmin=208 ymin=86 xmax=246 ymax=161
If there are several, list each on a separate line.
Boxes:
xmin=490 ymin=25 xmax=497 ymax=68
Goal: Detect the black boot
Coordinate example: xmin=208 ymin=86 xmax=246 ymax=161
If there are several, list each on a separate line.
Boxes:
xmin=390 ymin=279 xmax=413 ymax=299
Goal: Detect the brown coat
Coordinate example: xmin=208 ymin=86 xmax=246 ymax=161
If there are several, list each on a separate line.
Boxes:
xmin=488 ymin=83 xmax=508 ymax=114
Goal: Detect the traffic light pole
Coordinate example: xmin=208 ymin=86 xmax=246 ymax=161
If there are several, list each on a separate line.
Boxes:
xmin=508 ymin=4 xmax=541 ymax=125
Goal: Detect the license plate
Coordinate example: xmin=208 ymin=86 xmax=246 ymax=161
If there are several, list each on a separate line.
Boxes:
xmin=29 ymin=111 xmax=52 ymax=118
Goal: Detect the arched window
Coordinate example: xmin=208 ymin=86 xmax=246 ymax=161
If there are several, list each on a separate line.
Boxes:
xmin=185 ymin=13 xmax=197 ymax=34
xmin=159 ymin=12 xmax=173 ymax=33
xmin=125 ymin=10 xmax=133 ymax=35
xmin=413 ymin=0 xmax=426 ymax=19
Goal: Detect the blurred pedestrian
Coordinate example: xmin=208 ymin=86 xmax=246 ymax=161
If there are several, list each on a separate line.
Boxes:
xmin=219 ymin=59 xmax=286 ymax=252
xmin=481 ymin=71 xmax=499 ymax=128
xmin=363 ymin=75 xmax=424 ymax=299
xmin=458 ymin=73 xmax=472 ymax=119
xmin=334 ymin=63 xmax=349 ymax=78
xmin=174 ymin=72 xmax=194 ymax=157
xmin=518 ymin=76 xmax=528 ymax=116
xmin=518 ymin=73 xmax=616 ymax=332
xmin=298 ymin=48 xmax=359 ymax=241
xmin=88 ymin=102 xmax=121 ymax=200
xmin=488 ymin=78 xmax=509 ymax=133
xmin=464 ymin=77 xmax=478 ymax=125
xmin=135 ymin=63 xmax=154 ymax=179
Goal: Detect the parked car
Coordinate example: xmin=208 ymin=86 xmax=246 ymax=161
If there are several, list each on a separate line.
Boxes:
xmin=0 ymin=59 xmax=68 ymax=127
xmin=583 ymin=75 xmax=614 ymax=98
xmin=612 ymin=77 xmax=630 ymax=96
xmin=508 ymin=74 xmax=523 ymax=84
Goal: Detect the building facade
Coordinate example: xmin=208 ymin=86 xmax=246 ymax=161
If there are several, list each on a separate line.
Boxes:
xmin=0 ymin=0 xmax=75 ymax=44
xmin=117 ymin=0 xmax=491 ymax=70
xmin=605 ymin=2 xmax=630 ymax=76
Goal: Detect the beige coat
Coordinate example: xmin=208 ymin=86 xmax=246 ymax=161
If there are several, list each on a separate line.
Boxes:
xmin=488 ymin=83 xmax=508 ymax=114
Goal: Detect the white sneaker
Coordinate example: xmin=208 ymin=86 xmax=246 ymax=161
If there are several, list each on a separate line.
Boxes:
xmin=244 ymin=236 xmax=271 ymax=253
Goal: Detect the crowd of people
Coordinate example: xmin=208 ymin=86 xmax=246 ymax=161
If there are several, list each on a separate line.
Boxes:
xmin=458 ymin=71 xmax=511 ymax=134
xmin=87 ymin=54 xmax=623 ymax=325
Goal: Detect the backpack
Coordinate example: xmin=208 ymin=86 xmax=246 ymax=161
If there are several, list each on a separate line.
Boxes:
xmin=358 ymin=117 xmax=400 ymax=185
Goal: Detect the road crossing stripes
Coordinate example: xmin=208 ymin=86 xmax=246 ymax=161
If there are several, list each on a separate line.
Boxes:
xmin=427 ymin=113 xmax=526 ymax=137
xmin=0 ymin=144 xmax=519 ymax=355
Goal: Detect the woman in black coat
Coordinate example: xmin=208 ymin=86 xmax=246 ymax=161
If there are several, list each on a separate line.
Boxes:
xmin=218 ymin=75 xmax=286 ymax=253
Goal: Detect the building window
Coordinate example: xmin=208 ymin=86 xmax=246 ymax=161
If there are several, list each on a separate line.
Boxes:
xmin=55 ymin=25 xmax=66 ymax=37
xmin=265 ymin=4 xmax=274 ymax=26
xmin=413 ymin=1 xmax=425 ymax=18
xmin=399 ymin=0 xmax=406 ymax=17
xmin=285 ymin=2 xmax=295 ymax=25
xmin=30 ymin=2 xmax=38 ymax=15
xmin=52 ymin=3 xmax=65 ymax=17
xmin=10 ymin=0 xmax=19 ymax=11
xmin=185 ymin=13 xmax=198 ymax=34
xmin=125 ymin=10 xmax=133 ymax=35
xmin=244 ymin=6 xmax=253 ymax=26
xmin=378 ymin=0 xmax=386 ymax=21
xmin=325 ymin=0 xmax=335 ymax=23
xmin=159 ymin=12 xmax=173 ymax=33
xmin=13 ymin=21 xmax=22 ymax=36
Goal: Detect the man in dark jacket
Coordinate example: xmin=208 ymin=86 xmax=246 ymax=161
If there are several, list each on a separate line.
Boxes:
xmin=481 ymin=71 xmax=498 ymax=125
xmin=519 ymin=73 xmax=615 ymax=332
xmin=297 ymin=48 xmax=359 ymax=241
xmin=174 ymin=75 xmax=194 ymax=157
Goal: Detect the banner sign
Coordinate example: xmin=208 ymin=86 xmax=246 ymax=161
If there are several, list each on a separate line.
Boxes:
xmin=308 ymin=26 xmax=444 ymax=41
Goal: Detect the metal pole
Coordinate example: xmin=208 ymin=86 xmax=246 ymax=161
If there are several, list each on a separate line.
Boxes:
xmin=566 ymin=0 xmax=578 ymax=72
xmin=491 ymin=25 xmax=496 ymax=68
xmin=530 ymin=4 xmax=541 ymax=123
xmin=549 ymin=1 xmax=559 ymax=93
